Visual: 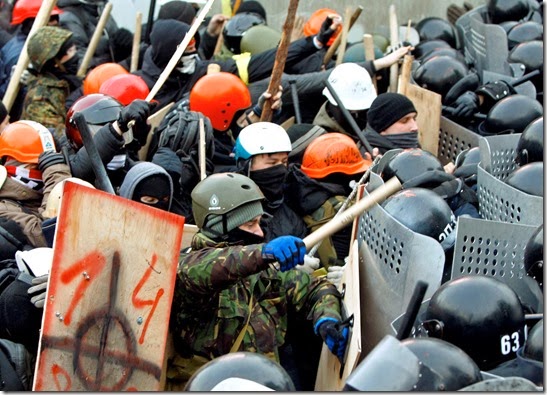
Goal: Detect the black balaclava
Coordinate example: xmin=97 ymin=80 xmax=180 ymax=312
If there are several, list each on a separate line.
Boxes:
xmin=249 ymin=163 xmax=288 ymax=210
xmin=150 ymin=19 xmax=191 ymax=68
xmin=158 ymin=1 xmax=196 ymax=24
xmin=132 ymin=175 xmax=172 ymax=211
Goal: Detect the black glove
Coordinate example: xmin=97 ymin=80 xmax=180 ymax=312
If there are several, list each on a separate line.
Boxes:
xmin=117 ymin=100 xmax=156 ymax=145
xmin=451 ymin=91 xmax=479 ymax=118
xmin=316 ymin=15 xmax=337 ymax=46
xmin=38 ymin=151 xmax=65 ymax=172
xmin=110 ymin=28 xmax=134 ymax=62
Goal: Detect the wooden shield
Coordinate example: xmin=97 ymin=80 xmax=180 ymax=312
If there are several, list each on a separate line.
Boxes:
xmin=33 ymin=183 xmax=185 ymax=391
xmin=405 ymin=83 xmax=442 ymax=157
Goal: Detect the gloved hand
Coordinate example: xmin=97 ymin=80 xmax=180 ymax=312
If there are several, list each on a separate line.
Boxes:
xmin=253 ymin=86 xmax=283 ymax=118
xmin=17 ymin=66 xmax=32 ymax=85
xmin=326 ymin=264 xmax=345 ymax=287
xmin=296 ymin=254 xmax=320 ymax=274
xmin=451 ymin=91 xmax=479 ymax=118
xmin=315 ymin=317 xmax=349 ymax=361
xmin=27 ymin=274 xmax=48 ymax=308
xmin=262 ymin=235 xmax=306 ymax=272
xmin=38 ymin=150 xmax=66 ymax=172
xmin=315 ymin=14 xmax=341 ymax=47
xmin=116 ymin=99 xmax=156 ymax=133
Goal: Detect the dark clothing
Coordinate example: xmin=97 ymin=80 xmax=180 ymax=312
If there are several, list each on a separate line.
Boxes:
xmin=260 ymin=201 xmax=308 ymax=242
xmin=362 ymin=124 xmax=400 ymax=154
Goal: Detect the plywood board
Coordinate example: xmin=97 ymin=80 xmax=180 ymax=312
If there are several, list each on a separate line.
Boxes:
xmin=33 ymin=182 xmax=185 ymax=391
xmin=404 ymin=83 xmax=442 ymax=156
xmin=314 ymin=239 xmax=361 ymax=391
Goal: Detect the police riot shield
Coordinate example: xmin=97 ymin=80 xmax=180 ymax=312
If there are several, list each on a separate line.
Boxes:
xmin=477 ymin=165 xmax=543 ymax=226
xmin=343 ymin=335 xmax=421 ymax=391
xmin=454 ymin=5 xmax=487 ymax=65
xmin=459 ymin=376 xmax=541 ymax=391
xmin=357 ymin=180 xmax=445 ymax=357
xmin=479 ymin=133 xmax=522 ymax=180
xmin=451 ymin=216 xmax=543 ymax=313
xmin=438 ymin=116 xmax=482 ymax=166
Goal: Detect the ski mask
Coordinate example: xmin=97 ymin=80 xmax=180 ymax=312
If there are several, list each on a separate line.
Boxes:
xmin=150 ymin=19 xmax=191 ymax=68
xmin=119 ymin=162 xmax=173 ymax=211
xmin=383 ymin=132 xmax=420 ymax=149
xmin=249 ymin=164 xmax=287 ymax=207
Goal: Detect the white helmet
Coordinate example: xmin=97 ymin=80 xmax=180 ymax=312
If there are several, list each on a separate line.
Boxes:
xmin=43 ymin=178 xmax=96 ymax=218
xmin=234 ymin=122 xmax=292 ymax=161
xmin=322 ymin=62 xmax=377 ymax=110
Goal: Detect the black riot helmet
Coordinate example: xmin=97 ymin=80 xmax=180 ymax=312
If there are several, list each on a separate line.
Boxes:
xmin=478 ymin=94 xmax=543 ymax=136
xmin=487 ymin=0 xmax=532 ymax=23
xmin=422 ymin=275 xmax=526 ymax=371
xmin=401 ymin=338 xmax=483 ymax=391
xmin=419 ymin=47 xmax=467 ymax=65
xmin=523 ymin=224 xmax=543 ymax=290
xmin=515 ymin=116 xmax=543 ymax=166
xmin=381 ymin=187 xmax=457 ymax=249
xmin=523 ymin=319 xmax=543 ymax=362
xmin=413 ymin=55 xmax=469 ymax=100
xmin=505 ymin=162 xmax=544 ymax=197
xmin=507 ymin=21 xmax=543 ymax=49
xmin=412 ymin=39 xmax=452 ymax=59
xmin=381 ymin=148 xmax=445 ymax=185
xmin=415 ymin=17 xmax=457 ymax=48
xmin=222 ymin=12 xmax=266 ymax=54
xmin=454 ymin=146 xmax=481 ymax=184
xmin=184 ymin=352 xmax=295 ymax=391
xmin=508 ymin=40 xmax=544 ymax=94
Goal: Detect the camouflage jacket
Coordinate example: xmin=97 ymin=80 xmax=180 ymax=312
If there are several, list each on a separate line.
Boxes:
xmin=21 ymin=73 xmax=69 ymax=140
xmin=171 ymin=232 xmax=342 ymax=362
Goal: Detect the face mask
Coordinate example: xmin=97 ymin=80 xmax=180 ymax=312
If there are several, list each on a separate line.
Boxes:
xmin=225 ymin=227 xmax=264 ymax=245
xmin=383 ymin=132 xmax=419 ymax=149
xmin=61 ymin=54 xmax=80 ymax=75
xmin=176 ymin=53 xmax=199 ymax=74
xmin=250 ymin=164 xmax=287 ymax=206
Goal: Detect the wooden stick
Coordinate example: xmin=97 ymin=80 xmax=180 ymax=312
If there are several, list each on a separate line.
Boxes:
xmin=130 ymin=12 xmax=142 ymax=73
xmin=77 ymin=2 xmax=113 ymax=77
xmin=303 ymin=177 xmax=401 ymax=249
xmin=1 ymin=0 xmax=58 ymax=111
xmin=335 ymin=7 xmax=353 ymax=66
xmin=146 ymin=0 xmax=216 ymax=102
xmin=363 ymin=33 xmax=377 ymax=92
xmin=259 ymin=0 xmax=299 ymax=122
xmin=260 ymin=0 xmax=298 ymax=122
xmin=405 ymin=19 xmax=412 ymax=43
xmin=212 ymin=20 xmax=227 ymax=57
xmin=388 ymin=4 xmax=399 ymax=93
xmin=198 ymin=118 xmax=206 ymax=181
xmin=397 ymin=54 xmax=413 ymax=95
xmin=322 ymin=6 xmax=363 ymax=67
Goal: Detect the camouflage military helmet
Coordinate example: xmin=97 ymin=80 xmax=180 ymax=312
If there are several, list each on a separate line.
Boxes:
xmin=191 ymin=173 xmax=265 ymax=231
xmin=27 ymin=26 xmax=72 ymax=72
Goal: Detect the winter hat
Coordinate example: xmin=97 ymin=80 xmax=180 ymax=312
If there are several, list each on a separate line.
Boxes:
xmin=150 ymin=19 xmax=191 ymax=68
xmin=367 ymin=93 xmax=417 ymax=134
xmin=203 ymin=200 xmax=264 ymax=238
xmin=0 ymin=102 xmax=7 ymax=125
xmin=236 ymin=1 xmax=267 ymax=22
xmin=158 ymin=1 xmax=196 ymax=24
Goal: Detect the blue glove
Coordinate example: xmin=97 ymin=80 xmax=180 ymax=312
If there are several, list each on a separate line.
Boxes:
xmin=262 ymin=236 xmax=306 ymax=272
xmin=315 ymin=317 xmax=349 ymax=361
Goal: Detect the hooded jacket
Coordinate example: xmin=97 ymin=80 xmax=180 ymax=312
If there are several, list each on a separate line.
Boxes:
xmin=119 ymin=161 xmax=173 ymax=211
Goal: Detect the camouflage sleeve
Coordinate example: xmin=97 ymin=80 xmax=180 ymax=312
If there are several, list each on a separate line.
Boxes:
xmin=178 ymin=244 xmax=270 ymax=295
xmin=281 ymin=270 xmax=342 ymax=324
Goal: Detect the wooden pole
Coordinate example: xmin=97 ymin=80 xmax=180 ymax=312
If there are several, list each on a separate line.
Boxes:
xmin=2 ymin=0 xmax=58 ymax=111
xmin=363 ymin=33 xmax=377 ymax=92
xmin=212 ymin=20 xmax=227 ymax=57
xmin=397 ymin=54 xmax=413 ymax=95
xmin=198 ymin=118 xmax=206 ymax=181
xmin=322 ymin=6 xmax=363 ymax=67
xmin=77 ymin=2 xmax=113 ymax=77
xmin=260 ymin=0 xmax=299 ymax=122
xmin=130 ymin=12 xmax=143 ymax=73
xmin=388 ymin=4 xmax=399 ymax=93
xmin=335 ymin=7 xmax=353 ymax=66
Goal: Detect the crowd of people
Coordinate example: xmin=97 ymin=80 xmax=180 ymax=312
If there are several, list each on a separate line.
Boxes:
xmin=0 ymin=0 xmax=543 ymax=391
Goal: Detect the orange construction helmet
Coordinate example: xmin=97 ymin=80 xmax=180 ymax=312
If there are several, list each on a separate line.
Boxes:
xmin=0 ymin=120 xmax=56 ymax=163
xmin=303 ymin=8 xmax=342 ymax=47
xmin=11 ymin=0 xmax=63 ymax=25
xmin=300 ymin=132 xmax=371 ymax=179
xmin=99 ymin=74 xmax=150 ymax=106
xmin=189 ymin=72 xmax=251 ymax=132
xmin=82 ymin=63 xmax=129 ymax=96
xmin=65 ymin=93 xmax=123 ymax=150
